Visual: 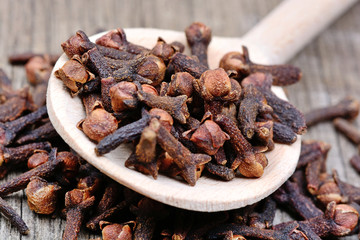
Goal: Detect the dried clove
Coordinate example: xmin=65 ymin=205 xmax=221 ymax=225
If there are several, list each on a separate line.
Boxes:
xmin=55 ymin=55 xmax=95 ymax=94
xmin=24 ymin=55 xmax=52 ymax=86
xmin=0 ymin=196 xmax=29 ymax=235
xmin=207 ymin=222 xmax=296 ymax=240
xmin=86 ymin=193 xmax=138 ymax=232
xmin=238 ymin=84 xmax=272 ymax=139
xmin=169 ymin=52 xmax=208 ymax=78
xmin=149 ymin=108 xmax=173 ymax=132
xmin=125 ymin=118 xmax=160 ymax=178
xmin=167 ymin=72 xmax=194 ymax=98
xmin=297 ymin=140 xmax=330 ymax=169
xmin=95 ymin=28 xmax=150 ymax=55
xmin=8 ymin=52 xmax=59 ymax=65
xmin=0 ymin=105 xmax=48 ymax=146
xmin=109 ymin=81 xmax=138 ymax=112
xmin=15 ymin=121 xmax=57 ymax=145
xmin=77 ymin=99 xmax=118 ymax=143
xmin=205 ymin=162 xmax=235 ymax=181
xmin=0 ymin=92 xmax=30 ymax=122
xmin=273 ymin=181 xmax=323 ymax=220
xmin=25 ymin=176 xmax=61 ymax=214
xmin=219 ymin=46 xmax=302 ymax=86
xmin=137 ymin=86 xmax=190 ymax=124
xmin=95 ymin=109 xmax=151 ymax=155
xmin=111 ymin=55 xmax=154 ymax=85
xmin=215 ymin=114 xmax=267 ymax=177
xmin=249 ymin=198 xmax=276 ymax=229
xmin=350 ymin=154 xmax=360 ymax=173
xmin=27 ymin=150 xmax=49 ymax=169
xmin=333 ymin=117 xmax=360 ymax=144
xmin=242 ymin=72 xmax=306 ymax=134
xmin=100 ymin=221 xmax=133 ymax=240
xmin=305 ymin=97 xmax=360 ymax=127
xmin=188 ymin=120 xmax=230 ymax=155
xmin=155 ymin=119 xmax=211 ymax=186
xmin=0 ymin=148 xmax=60 ymax=197
xmin=272 ymin=122 xmax=297 ymax=144
xmin=150 ymin=37 xmax=178 ymax=63
xmin=82 ymin=47 xmax=112 ymax=79
xmin=63 ymin=189 xmax=96 ymax=240
xmin=185 ymin=22 xmax=212 ymax=68
xmin=0 ymin=141 xmax=51 ymax=167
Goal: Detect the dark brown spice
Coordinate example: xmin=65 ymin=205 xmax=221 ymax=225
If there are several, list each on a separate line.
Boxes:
xmin=167 ymin=72 xmax=194 ymax=98
xmin=207 ymin=222 xmax=295 ymax=240
xmin=0 ymin=95 xmax=29 ymax=122
xmin=95 ymin=28 xmax=150 ymax=55
xmin=205 ymin=162 xmax=235 ymax=181
xmin=150 ymin=37 xmax=178 ymax=63
xmin=137 ymin=86 xmax=190 ymax=124
xmin=24 ymin=55 xmax=53 ymax=85
xmin=185 ymin=22 xmax=212 ymax=68
xmin=100 ymin=221 xmax=133 ymax=240
xmin=305 ymin=97 xmax=360 ymax=127
xmin=242 ymin=72 xmax=306 ymax=134
xmin=305 ymin=158 xmax=326 ymax=195
xmin=109 ymin=81 xmax=138 ymax=112
xmin=0 ymin=148 xmax=60 ymax=197
xmin=77 ymin=101 xmax=118 ymax=143
xmin=188 ymin=120 xmax=230 ymax=155
xmin=249 ymin=198 xmax=276 ymax=229
xmin=55 ymin=55 xmax=95 ymax=94
xmin=215 ymin=114 xmax=267 ymax=177
xmin=155 ymin=119 xmax=211 ymax=186
xmin=0 ymin=105 xmax=48 ymax=146
xmin=15 ymin=121 xmax=57 ymax=145
xmin=169 ymin=52 xmax=208 ymax=78
xmin=63 ymin=189 xmax=96 ymax=240
xmin=82 ymin=47 xmax=112 ymax=79
xmin=8 ymin=52 xmax=59 ymax=65
xmin=333 ymin=117 xmax=360 ymax=144
xmin=125 ymin=118 xmax=160 ymax=179
xmin=273 ymin=181 xmax=323 ymax=220
xmin=0 ymin=196 xmax=29 ymax=235
xmin=350 ymin=154 xmax=360 ymax=173
xmin=27 ymin=150 xmax=49 ymax=169
xmin=95 ymin=109 xmax=151 ymax=155
xmin=0 ymin=142 xmax=51 ymax=167
xmin=86 ymin=190 xmax=139 ymax=231
xmin=219 ymin=46 xmax=302 ymax=86
xmin=25 ymin=176 xmax=61 ymax=215
xmin=297 ymin=140 xmax=330 ymax=169
xmin=238 ymin=84 xmax=272 ymax=139
xmin=272 ymin=122 xmax=297 ymax=144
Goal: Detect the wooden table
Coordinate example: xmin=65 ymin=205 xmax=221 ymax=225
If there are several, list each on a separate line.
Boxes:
xmin=0 ymin=0 xmax=360 ymax=239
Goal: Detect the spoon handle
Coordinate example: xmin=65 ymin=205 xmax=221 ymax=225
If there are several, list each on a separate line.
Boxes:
xmin=242 ymin=0 xmax=357 ymax=64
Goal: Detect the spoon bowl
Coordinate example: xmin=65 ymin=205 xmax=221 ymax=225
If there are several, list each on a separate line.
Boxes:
xmin=47 ymin=0 xmax=356 ymax=211
xmin=47 ymin=29 xmax=301 ymax=212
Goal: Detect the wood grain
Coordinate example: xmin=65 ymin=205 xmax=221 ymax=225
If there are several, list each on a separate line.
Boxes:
xmin=1 ymin=0 xmax=360 ymax=239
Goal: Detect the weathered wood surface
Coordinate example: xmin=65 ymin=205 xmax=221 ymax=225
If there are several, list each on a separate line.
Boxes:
xmin=0 ymin=0 xmax=359 ymax=239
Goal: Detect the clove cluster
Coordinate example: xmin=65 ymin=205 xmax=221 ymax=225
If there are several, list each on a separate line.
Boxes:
xmin=55 ymin=22 xmax=305 ymax=185
xmin=0 ymin=23 xmax=360 ymax=240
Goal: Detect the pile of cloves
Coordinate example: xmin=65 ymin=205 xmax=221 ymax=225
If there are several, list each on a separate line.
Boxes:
xmin=2 ymin=22 xmax=360 ymax=240
xmin=55 ymin=22 xmax=305 ymax=185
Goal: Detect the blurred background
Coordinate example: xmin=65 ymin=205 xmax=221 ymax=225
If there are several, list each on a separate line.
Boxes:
xmin=0 ymin=0 xmax=360 ymax=239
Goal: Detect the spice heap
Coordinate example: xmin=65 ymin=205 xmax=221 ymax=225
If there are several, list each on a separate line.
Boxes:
xmin=55 ymin=22 xmax=305 ymax=186
xmin=1 ymin=46 xmax=360 ymax=240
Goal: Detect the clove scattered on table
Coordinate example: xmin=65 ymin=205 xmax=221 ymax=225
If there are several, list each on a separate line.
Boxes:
xmin=1 ymin=22 xmax=360 ymax=239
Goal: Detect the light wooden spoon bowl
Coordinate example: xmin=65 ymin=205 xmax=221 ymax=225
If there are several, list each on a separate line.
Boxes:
xmin=47 ymin=0 xmax=356 ymax=212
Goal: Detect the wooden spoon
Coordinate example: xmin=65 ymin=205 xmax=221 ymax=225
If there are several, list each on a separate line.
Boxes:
xmin=47 ymin=0 xmax=357 ymax=212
